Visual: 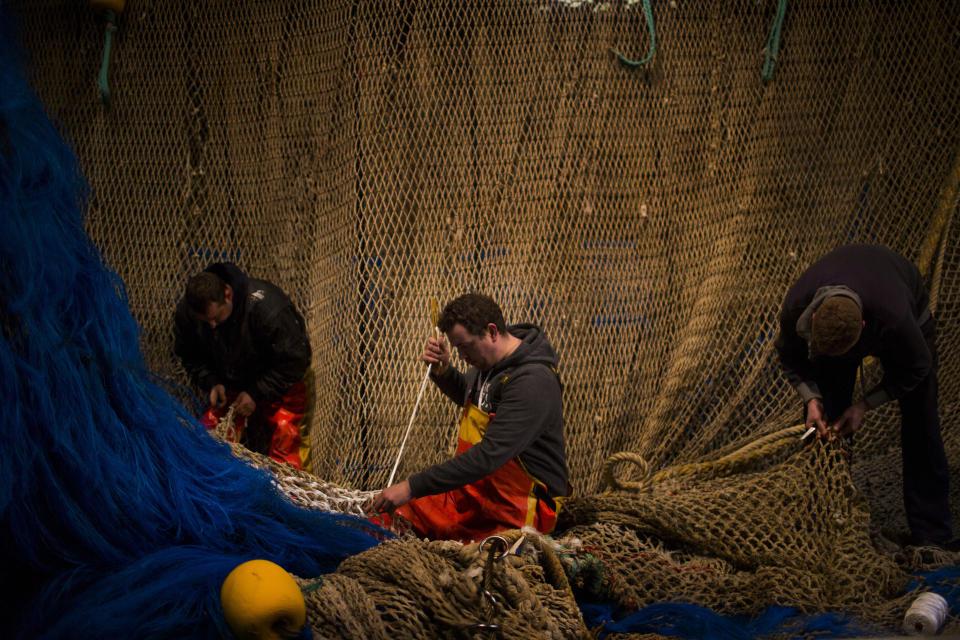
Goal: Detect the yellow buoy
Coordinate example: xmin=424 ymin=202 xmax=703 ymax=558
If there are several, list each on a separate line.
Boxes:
xmin=220 ymin=559 xmax=307 ymax=640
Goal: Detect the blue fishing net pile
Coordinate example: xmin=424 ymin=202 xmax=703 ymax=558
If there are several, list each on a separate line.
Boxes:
xmin=581 ymin=601 xmax=880 ymax=639
xmin=0 ymin=14 xmax=384 ymax=640
xmin=579 ymin=566 xmax=960 ymax=639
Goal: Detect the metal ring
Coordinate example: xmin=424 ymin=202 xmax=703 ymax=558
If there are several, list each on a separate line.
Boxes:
xmin=478 ymin=535 xmax=509 ymax=561
xmin=481 ymin=588 xmax=499 ymax=610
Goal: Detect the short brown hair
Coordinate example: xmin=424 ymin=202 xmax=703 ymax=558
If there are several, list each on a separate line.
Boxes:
xmin=438 ymin=293 xmax=506 ymax=336
xmin=812 ymin=296 xmax=862 ymax=356
xmin=185 ymin=272 xmax=227 ymax=315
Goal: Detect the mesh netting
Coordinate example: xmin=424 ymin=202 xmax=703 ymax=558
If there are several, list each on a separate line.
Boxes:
xmin=300 ymin=532 xmax=590 ymax=639
xmin=13 ymin=0 xmax=959 ymax=499
xmin=8 ymin=0 xmax=960 ymax=633
xmin=236 ymin=428 xmax=956 ymax=638
xmin=560 ymin=442 xmax=910 ymax=624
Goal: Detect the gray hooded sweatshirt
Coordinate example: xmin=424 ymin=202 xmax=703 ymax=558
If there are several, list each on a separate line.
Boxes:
xmin=408 ymin=323 xmax=568 ymax=500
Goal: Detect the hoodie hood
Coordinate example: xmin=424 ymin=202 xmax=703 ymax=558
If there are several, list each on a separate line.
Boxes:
xmin=492 ymin=323 xmax=559 ymax=374
xmin=795 ymin=284 xmax=862 ymax=342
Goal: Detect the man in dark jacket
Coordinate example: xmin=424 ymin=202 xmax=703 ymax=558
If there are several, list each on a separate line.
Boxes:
xmin=372 ymin=293 xmax=569 ymax=542
xmin=174 ymin=262 xmax=312 ymax=469
xmin=774 ymin=244 xmax=951 ymax=547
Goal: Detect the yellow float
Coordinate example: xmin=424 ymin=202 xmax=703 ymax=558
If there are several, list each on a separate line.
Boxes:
xmin=220 ymin=559 xmax=307 ymax=640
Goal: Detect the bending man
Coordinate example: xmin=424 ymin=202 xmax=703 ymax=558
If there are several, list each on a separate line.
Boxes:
xmin=174 ymin=262 xmax=312 ymax=469
xmin=372 ymin=293 xmax=569 ymax=542
xmin=774 ymin=244 xmax=951 ymax=547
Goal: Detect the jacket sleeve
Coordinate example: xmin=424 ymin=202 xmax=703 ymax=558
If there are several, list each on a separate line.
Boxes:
xmin=774 ymin=304 xmax=822 ymax=403
xmin=247 ymin=304 xmax=311 ymax=403
xmin=173 ymin=306 xmax=219 ymax=392
xmin=408 ymin=365 xmax=561 ymax=498
xmin=429 ymin=366 xmax=468 ymax=405
xmin=865 ymin=313 xmax=932 ymax=408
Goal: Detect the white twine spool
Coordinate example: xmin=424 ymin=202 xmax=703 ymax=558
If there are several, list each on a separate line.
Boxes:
xmin=903 ymin=592 xmax=948 ymax=636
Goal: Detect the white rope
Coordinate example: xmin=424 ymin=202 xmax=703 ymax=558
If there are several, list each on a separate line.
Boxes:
xmin=387 ymin=327 xmax=441 ymax=487
xmin=387 ymin=363 xmax=432 ymax=487
xmin=274 ymin=474 xmax=376 ymax=518
xmin=903 ymin=592 xmax=948 ymax=635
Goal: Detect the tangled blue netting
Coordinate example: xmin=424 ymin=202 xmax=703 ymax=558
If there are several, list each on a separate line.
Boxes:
xmin=580 ymin=602 xmax=882 ymax=640
xmin=0 ymin=11 xmax=385 ymax=640
xmin=580 ymin=567 xmax=960 ymax=639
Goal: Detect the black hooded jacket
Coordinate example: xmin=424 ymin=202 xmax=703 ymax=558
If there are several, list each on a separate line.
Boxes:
xmin=408 ymin=323 xmax=568 ymax=500
xmin=775 ymin=244 xmax=933 ymax=409
xmin=174 ymin=263 xmax=311 ymax=404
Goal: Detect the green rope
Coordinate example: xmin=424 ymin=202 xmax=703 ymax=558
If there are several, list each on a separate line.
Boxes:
xmin=565 ymin=552 xmax=611 ymax=600
xmin=762 ymin=0 xmax=788 ymax=81
xmin=613 ymin=0 xmax=656 ymax=67
xmin=300 ymin=577 xmax=325 ymax=594
xmin=98 ymin=8 xmax=117 ymax=106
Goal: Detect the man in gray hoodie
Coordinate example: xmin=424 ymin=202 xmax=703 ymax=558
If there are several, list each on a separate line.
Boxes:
xmin=372 ymin=293 xmax=569 ymax=542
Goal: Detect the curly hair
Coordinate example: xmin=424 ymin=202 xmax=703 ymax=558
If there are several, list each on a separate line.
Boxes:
xmin=185 ymin=272 xmax=227 ymax=315
xmin=438 ymin=293 xmax=506 ymax=336
xmin=812 ymin=296 xmax=862 ymax=356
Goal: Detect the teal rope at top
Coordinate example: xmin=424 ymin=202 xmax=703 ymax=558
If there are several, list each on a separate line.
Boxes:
xmin=762 ymin=0 xmax=788 ymax=80
xmin=614 ymin=0 xmax=656 ymax=67
xmin=98 ymin=8 xmax=117 ymax=105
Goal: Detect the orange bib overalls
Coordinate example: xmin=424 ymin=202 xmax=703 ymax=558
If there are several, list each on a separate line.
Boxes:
xmin=389 ymin=400 xmax=563 ymax=543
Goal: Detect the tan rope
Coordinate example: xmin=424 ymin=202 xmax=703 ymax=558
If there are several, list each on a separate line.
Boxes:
xmin=603 ymin=424 xmax=808 ymax=492
xmin=923 ymin=143 xmax=960 ymax=313
xmin=214 ymin=406 xmax=238 ymax=443
xmin=602 ymin=451 xmax=653 ymax=493
xmin=918 ymin=143 xmax=960 ymax=285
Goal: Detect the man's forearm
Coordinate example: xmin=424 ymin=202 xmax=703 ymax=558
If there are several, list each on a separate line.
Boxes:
xmin=430 ymin=366 xmax=467 ymax=405
xmin=791 ymin=377 xmax=823 ymax=404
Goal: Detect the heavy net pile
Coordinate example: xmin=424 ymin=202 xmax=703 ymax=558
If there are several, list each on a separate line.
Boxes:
xmin=237 ymin=429 xmax=956 ymax=638
xmin=560 ymin=440 xmax=912 ymax=633
xmin=8 ymin=0 xmax=960 ymax=635
xmin=298 ymin=532 xmax=590 ymax=639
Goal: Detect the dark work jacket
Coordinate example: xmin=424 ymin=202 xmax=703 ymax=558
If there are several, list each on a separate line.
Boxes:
xmin=173 ymin=262 xmax=311 ymax=404
xmin=408 ymin=324 xmax=569 ymax=500
xmin=774 ymin=244 xmax=933 ymax=409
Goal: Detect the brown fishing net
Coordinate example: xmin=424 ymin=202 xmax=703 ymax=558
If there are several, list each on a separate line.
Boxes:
xmin=232 ymin=442 xmax=592 ymax=638
xmin=561 ymin=442 xmax=910 ymax=624
xmin=298 ymin=532 xmax=590 ymax=639
xmin=8 ymin=0 xmax=960 ymax=636
xmin=229 ymin=431 xmax=956 ymax=638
